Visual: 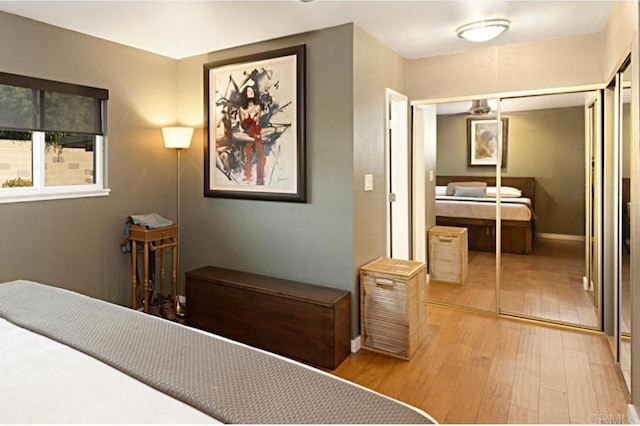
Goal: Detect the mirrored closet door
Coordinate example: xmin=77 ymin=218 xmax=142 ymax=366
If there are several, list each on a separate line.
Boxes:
xmin=618 ymin=59 xmax=632 ymax=391
xmin=498 ymin=92 xmax=600 ymax=329
xmin=426 ymin=99 xmax=498 ymax=313
xmin=423 ymin=91 xmax=605 ymax=332
xmin=601 ymin=56 xmax=632 ymax=394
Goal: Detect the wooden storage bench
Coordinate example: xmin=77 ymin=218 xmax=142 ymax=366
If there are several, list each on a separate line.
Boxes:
xmin=185 ymin=266 xmax=351 ymax=370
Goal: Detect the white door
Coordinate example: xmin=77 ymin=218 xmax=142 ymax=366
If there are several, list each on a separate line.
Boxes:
xmin=411 ymin=104 xmax=437 ymax=265
xmin=386 ymin=89 xmax=410 ymax=260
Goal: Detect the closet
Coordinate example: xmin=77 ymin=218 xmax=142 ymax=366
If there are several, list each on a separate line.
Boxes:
xmin=418 ymin=90 xmax=601 ymax=331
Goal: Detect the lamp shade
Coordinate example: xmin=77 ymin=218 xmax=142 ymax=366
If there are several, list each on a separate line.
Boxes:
xmin=162 ymin=126 xmax=194 ymax=149
xmin=457 ymin=19 xmax=510 ymax=43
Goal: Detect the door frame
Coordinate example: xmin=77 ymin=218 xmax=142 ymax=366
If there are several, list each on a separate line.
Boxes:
xmin=385 ymin=88 xmax=410 ymax=260
xmin=585 ymin=92 xmax=603 ymax=312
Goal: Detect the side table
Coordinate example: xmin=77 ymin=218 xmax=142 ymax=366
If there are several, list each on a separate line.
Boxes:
xmin=129 ymin=224 xmax=178 ymax=313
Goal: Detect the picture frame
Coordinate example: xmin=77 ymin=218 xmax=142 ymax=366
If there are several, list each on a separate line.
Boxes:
xmin=467 ymin=118 xmax=508 ymax=167
xmin=204 ymin=45 xmax=306 ymax=202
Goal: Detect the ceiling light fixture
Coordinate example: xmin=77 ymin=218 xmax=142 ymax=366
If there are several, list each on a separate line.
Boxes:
xmin=457 ymin=19 xmax=510 ymax=43
xmin=468 ymin=99 xmax=492 ymax=116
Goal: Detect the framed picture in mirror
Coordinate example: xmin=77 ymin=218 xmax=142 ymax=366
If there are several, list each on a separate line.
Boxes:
xmin=467 ymin=118 xmax=508 ymax=167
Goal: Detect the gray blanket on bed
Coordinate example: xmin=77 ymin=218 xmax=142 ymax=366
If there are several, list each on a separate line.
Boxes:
xmin=0 ymin=280 xmax=434 ymax=424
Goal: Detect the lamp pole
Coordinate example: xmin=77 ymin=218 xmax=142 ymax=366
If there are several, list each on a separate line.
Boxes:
xmin=162 ymin=126 xmax=193 ymax=317
xmin=177 ymin=147 xmax=182 ymax=293
xmin=175 ymin=147 xmax=186 ymax=317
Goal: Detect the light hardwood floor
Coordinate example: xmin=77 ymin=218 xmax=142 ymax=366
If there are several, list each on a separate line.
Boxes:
xmin=427 ymin=250 xmax=497 ymax=312
xmin=427 ymin=238 xmax=599 ymax=328
xmin=333 ymin=305 xmax=628 ymax=424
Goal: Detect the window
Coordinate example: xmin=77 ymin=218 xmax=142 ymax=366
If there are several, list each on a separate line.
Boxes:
xmin=0 ymin=72 xmax=109 ymax=203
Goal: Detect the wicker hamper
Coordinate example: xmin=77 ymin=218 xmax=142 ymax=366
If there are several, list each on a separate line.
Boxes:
xmin=428 ymin=226 xmax=468 ymax=284
xmin=359 ymin=257 xmax=427 ymax=360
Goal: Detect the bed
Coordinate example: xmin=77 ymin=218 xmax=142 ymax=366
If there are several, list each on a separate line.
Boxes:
xmin=435 ymin=176 xmax=535 ymax=254
xmin=0 ymin=279 xmax=435 ymax=424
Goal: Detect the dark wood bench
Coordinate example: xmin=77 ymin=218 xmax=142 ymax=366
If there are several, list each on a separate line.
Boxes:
xmin=185 ymin=266 xmax=351 ymax=370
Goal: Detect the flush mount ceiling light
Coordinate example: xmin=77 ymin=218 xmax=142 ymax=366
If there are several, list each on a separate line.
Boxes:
xmin=457 ymin=19 xmax=510 ymax=42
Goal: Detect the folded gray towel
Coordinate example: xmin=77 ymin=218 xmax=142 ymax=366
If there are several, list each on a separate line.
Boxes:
xmin=129 ymin=213 xmax=173 ymax=229
xmin=121 ymin=213 xmax=174 ymax=253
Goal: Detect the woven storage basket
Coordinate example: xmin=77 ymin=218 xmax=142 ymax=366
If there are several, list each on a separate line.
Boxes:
xmin=428 ymin=226 xmax=468 ymax=284
xmin=359 ymin=257 xmax=427 ymax=360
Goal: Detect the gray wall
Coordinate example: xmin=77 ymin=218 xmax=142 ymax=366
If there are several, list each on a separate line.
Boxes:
xmin=176 ymin=25 xmax=356 ymax=333
xmin=176 ymin=24 xmax=353 ymax=286
xmin=352 ymin=25 xmax=408 ymax=296
xmin=0 ymin=12 xmax=178 ymax=305
xmin=436 ymin=107 xmax=586 ymax=236
xmin=176 ymin=24 xmax=406 ymax=338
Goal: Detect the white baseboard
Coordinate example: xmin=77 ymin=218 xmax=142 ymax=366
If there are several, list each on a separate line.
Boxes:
xmin=629 ymin=404 xmax=639 ymax=424
xmin=351 ymin=335 xmax=361 ymax=353
xmin=536 ymin=232 xmax=585 ymax=241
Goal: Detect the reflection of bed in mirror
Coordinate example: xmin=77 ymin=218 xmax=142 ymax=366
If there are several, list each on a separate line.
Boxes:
xmin=435 ymin=176 xmax=535 ymax=254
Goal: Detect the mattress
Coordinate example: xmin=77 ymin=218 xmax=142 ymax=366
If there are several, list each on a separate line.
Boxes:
xmin=435 ymin=195 xmax=533 ymax=221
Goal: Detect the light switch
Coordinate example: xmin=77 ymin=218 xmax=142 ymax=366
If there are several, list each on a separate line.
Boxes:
xmin=429 ymin=170 xmax=434 ymax=182
xmin=364 ymin=174 xmax=373 ymax=191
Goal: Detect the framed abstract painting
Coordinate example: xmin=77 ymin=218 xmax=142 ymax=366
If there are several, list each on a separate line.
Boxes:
xmin=204 ymin=45 xmax=306 ymax=202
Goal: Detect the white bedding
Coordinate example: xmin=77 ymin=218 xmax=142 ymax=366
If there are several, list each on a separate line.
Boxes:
xmin=436 ymin=195 xmax=533 ymax=221
xmin=0 ymin=317 xmax=219 ymax=424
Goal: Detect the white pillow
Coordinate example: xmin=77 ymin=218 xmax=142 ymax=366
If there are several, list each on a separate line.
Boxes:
xmin=435 ymin=186 xmax=447 ymax=196
xmin=486 ymin=186 xmax=522 ymax=198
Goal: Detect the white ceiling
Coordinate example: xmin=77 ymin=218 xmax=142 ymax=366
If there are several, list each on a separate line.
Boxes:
xmin=0 ymin=0 xmax=615 ymax=60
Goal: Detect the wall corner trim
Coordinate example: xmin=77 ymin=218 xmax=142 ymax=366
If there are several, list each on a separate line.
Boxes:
xmin=351 ymin=335 xmax=362 ymax=353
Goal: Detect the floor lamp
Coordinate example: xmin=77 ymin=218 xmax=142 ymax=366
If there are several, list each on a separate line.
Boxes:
xmin=162 ymin=126 xmax=194 ymax=316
